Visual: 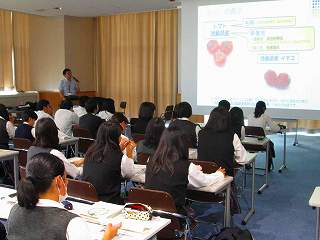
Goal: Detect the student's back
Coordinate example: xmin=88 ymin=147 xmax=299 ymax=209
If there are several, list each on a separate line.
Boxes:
xmin=79 ymin=113 xmax=103 ymax=138
xmin=198 ymin=128 xmax=234 ymax=176
xmin=15 ymin=124 xmax=34 ymax=141
xmin=145 ymin=157 xmax=190 ymax=210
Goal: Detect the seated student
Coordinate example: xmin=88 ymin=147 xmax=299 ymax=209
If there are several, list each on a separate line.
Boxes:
xmin=230 ymin=107 xmax=245 ymax=140
xmin=7 ymin=152 xmax=120 ymax=240
xmin=79 ymin=98 xmax=104 ymax=138
xmin=27 ymin=118 xmax=82 ymax=179
xmin=0 ymin=104 xmax=16 ymax=149
xmin=169 ymin=102 xmax=199 ymax=148
xmin=247 ymin=101 xmax=282 ymax=171
xmin=137 ymin=117 xmax=165 ymax=156
xmin=198 ymin=107 xmax=248 ymax=177
xmin=15 ymin=110 xmax=38 ymax=141
xmin=35 ymin=99 xmax=53 ymax=120
xmin=0 ymin=221 xmax=6 ymax=240
xmin=218 ymin=99 xmax=231 ymax=111
xmin=145 ymin=126 xmax=225 ymax=213
xmin=54 ymin=100 xmax=79 ymax=137
xmin=132 ymin=102 xmax=156 ymax=134
xmin=110 ymin=113 xmax=136 ymax=159
xmin=82 ymin=121 xmax=136 ymax=204
xmin=97 ymin=98 xmax=115 ymax=121
xmin=73 ymin=96 xmax=88 ymax=118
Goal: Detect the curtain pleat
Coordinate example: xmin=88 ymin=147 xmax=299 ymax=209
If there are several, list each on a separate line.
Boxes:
xmin=0 ymin=10 xmax=13 ymax=89
xmin=13 ymin=12 xmax=31 ymax=91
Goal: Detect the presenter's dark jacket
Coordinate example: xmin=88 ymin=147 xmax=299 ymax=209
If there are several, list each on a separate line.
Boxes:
xmin=79 ymin=113 xmax=104 ymax=139
xmin=198 ymin=129 xmax=235 ymax=176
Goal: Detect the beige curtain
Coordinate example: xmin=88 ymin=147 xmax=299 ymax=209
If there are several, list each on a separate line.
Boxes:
xmin=154 ymin=10 xmax=178 ymax=115
xmin=0 ymin=10 xmax=13 ymax=89
xmin=13 ymin=12 xmax=31 ymax=91
xmin=96 ymin=9 xmax=178 ymax=116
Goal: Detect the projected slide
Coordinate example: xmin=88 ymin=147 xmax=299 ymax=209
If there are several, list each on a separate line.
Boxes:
xmin=197 ymin=0 xmax=320 ymax=110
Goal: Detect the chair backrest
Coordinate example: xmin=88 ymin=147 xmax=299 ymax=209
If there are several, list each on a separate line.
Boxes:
xmin=13 ymin=138 xmax=32 ymax=150
xmin=137 ymin=152 xmax=150 ymax=165
xmin=19 ymin=166 xmax=26 ymax=180
xmin=128 ymin=187 xmax=181 ymax=239
xmin=245 ymin=126 xmax=265 ymax=137
xmin=18 ymin=150 xmax=28 ymax=167
xmin=67 ymin=179 xmax=99 ymax=202
xmin=132 ymin=133 xmax=145 ymax=143
xmin=72 ymin=126 xmax=93 ymax=139
xmin=190 ymin=160 xmax=219 ymax=174
xmin=78 ymin=138 xmax=95 ymax=155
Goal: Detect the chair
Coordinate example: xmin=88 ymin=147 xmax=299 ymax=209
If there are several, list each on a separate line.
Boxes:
xmin=18 ymin=150 xmax=28 ymax=167
xmin=186 ymin=160 xmax=224 ymax=203
xmin=19 ymin=166 xmax=26 ymax=179
xmin=128 ymin=187 xmax=189 ymax=240
xmin=137 ymin=152 xmax=150 ymax=165
xmin=67 ymin=179 xmax=99 ymax=202
xmin=72 ymin=126 xmax=95 ymax=155
xmin=13 ymin=138 xmax=32 ymax=150
xmin=132 ymin=133 xmax=145 ymax=143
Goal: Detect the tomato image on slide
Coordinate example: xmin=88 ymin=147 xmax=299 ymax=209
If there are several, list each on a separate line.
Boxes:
xmin=264 ymin=70 xmax=291 ymax=89
xmin=206 ymin=40 xmax=233 ymax=67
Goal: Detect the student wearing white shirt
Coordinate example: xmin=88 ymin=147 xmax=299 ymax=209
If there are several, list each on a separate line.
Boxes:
xmin=247 ymin=101 xmax=283 ymax=171
xmin=27 ymin=118 xmax=82 ymax=179
xmin=7 ymin=152 xmax=120 ymax=240
xmin=145 ymin=126 xmax=226 ymax=213
xmin=55 ymin=100 xmax=79 ymax=137
xmin=97 ymin=98 xmax=115 ymax=121
xmin=35 ymin=99 xmax=54 ymax=121
xmin=83 ymin=121 xmax=136 ymax=204
xmin=73 ymin=96 xmax=88 ymax=118
xmin=230 ymin=107 xmax=245 ymax=140
xmin=0 ymin=104 xmax=16 ymax=149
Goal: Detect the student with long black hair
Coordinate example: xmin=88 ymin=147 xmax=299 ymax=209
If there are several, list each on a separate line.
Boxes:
xmin=198 ymin=107 xmax=247 ymax=177
xmin=27 ymin=118 xmax=82 ymax=178
xmin=145 ymin=126 xmax=225 ymax=212
xmin=82 ymin=121 xmax=136 ymax=204
xmin=137 ymin=117 xmax=165 ymax=155
xmin=230 ymin=107 xmax=245 ymax=140
xmin=7 ymin=152 xmax=120 ymax=240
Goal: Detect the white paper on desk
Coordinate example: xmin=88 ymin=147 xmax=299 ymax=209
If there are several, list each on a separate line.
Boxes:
xmin=75 ymin=201 xmax=123 ymax=225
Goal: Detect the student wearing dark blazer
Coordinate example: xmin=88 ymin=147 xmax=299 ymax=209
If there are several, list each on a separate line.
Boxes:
xmin=82 ymin=121 xmax=136 ymax=204
xmin=132 ymin=102 xmax=156 ymax=134
xmin=79 ymin=98 xmax=104 ymax=138
xmin=15 ymin=110 xmax=38 ymax=141
xmin=169 ymin=102 xmax=199 ymax=148
xmin=145 ymin=126 xmax=225 ymax=213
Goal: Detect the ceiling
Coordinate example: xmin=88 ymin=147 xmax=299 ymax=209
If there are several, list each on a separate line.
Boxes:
xmin=0 ymin=0 xmax=181 ymax=17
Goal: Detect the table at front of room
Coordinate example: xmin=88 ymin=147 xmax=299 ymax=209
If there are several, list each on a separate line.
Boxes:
xmin=59 ymin=137 xmax=79 ymax=157
xmin=309 ymin=186 xmax=320 ymax=240
xmin=0 ymin=149 xmax=19 ymax=189
xmin=131 ymin=165 xmax=233 ymax=227
xmin=241 ymin=136 xmax=270 ymax=194
xmin=0 ymin=186 xmax=171 ymax=240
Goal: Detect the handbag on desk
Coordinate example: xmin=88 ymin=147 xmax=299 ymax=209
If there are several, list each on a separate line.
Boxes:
xmin=123 ymin=203 xmax=152 ymax=221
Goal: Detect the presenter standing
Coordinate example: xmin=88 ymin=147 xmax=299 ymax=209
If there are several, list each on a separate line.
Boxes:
xmin=58 ymin=68 xmax=80 ymax=99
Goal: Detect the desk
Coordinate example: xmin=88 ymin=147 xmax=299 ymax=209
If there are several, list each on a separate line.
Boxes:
xmin=0 ymin=150 xmax=19 ymax=189
xmin=60 ymin=137 xmax=79 ymax=157
xmin=131 ymin=165 xmax=233 ymax=227
xmin=242 ymin=137 xmax=270 ymax=194
xmin=0 ymin=187 xmax=170 ymax=240
xmin=309 ymin=187 xmax=320 ymax=240
xmin=241 ymin=152 xmax=257 ymax=225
